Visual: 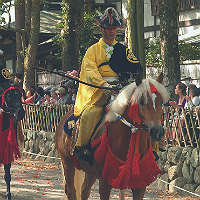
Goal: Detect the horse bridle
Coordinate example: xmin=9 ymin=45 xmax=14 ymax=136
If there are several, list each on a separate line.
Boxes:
xmin=113 ymin=112 xmax=148 ymax=134
xmin=112 ymin=91 xmax=163 ymax=134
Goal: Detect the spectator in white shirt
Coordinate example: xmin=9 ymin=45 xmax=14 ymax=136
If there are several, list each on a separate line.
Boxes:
xmin=185 ymin=84 xmax=200 ymax=108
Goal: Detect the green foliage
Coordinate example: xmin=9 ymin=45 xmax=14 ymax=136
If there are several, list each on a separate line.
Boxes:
xmin=179 ymin=41 xmax=200 ymax=61
xmin=79 ymin=11 xmax=100 ymax=60
xmin=0 ymin=2 xmax=6 ymax=25
xmin=0 ymin=0 xmax=13 ymax=25
xmin=145 ymin=37 xmax=200 ymax=68
xmin=61 ymin=0 xmax=69 ymax=29
xmin=145 ymin=38 xmax=162 ymax=68
xmin=53 ymin=10 xmax=100 ymax=62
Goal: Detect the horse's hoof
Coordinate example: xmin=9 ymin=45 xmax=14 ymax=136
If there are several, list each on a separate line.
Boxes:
xmin=6 ymin=192 xmax=11 ymax=200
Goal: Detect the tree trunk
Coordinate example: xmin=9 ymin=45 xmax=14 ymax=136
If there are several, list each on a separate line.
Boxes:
xmin=0 ymin=54 xmax=6 ymax=69
xmin=25 ymin=0 xmax=32 ymax=47
xmin=15 ymin=0 xmax=25 ymax=74
xmin=62 ymin=0 xmax=84 ymax=71
xmin=23 ymin=0 xmax=40 ymax=91
xmin=159 ymin=0 xmax=180 ymax=98
xmin=127 ymin=0 xmax=145 ymax=77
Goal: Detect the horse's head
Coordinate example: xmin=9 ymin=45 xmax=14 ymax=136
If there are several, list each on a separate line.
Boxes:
xmin=0 ymin=85 xmax=25 ymax=120
xmin=129 ymin=75 xmax=169 ymax=141
xmin=106 ymin=73 xmax=169 ymax=142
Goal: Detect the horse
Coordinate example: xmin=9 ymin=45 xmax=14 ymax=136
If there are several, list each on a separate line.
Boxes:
xmin=0 ymin=83 xmax=25 ymax=200
xmin=56 ymin=74 xmax=169 ymax=200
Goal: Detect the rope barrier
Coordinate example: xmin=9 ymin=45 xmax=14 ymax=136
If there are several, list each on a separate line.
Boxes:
xmin=22 ymin=151 xmax=61 ymax=160
xmin=157 ymin=177 xmax=200 ymax=198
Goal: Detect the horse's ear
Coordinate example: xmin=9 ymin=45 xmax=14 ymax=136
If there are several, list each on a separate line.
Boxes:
xmin=135 ymin=73 xmax=143 ymax=86
xmin=156 ymin=72 xmax=164 ymax=83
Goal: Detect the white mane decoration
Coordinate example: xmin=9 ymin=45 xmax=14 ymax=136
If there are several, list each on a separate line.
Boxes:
xmin=106 ymin=82 xmax=136 ymax=122
xmin=131 ymin=78 xmax=169 ymax=104
xmin=106 ymin=78 xmax=169 ymax=122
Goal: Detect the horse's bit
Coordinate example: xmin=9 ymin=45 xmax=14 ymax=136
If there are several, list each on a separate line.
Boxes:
xmin=113 ymin=112 xmax=148 ymax=134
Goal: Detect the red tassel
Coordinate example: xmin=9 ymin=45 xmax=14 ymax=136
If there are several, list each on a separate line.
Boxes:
xmin=94 ymin=133 xmax=109 ymax=163
xmin=0 ymin=114 xmax=21 ymax=166
xmin=93 ymin=129 xmax=162 ymax=189
xmin=131 ymin=153 xmax=140 ymax=176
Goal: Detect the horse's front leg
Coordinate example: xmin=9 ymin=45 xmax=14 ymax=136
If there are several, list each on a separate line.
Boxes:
xmin=4 ymin=163 xmax=12 ymax=200
xmin=131 ymin=187 xmax=146 ymax=200
xmin=99 ymin=178 xmax=112 ymax=200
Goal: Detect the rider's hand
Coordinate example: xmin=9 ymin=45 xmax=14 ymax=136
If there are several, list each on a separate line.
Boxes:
xmin=103 ymin=82 xmax=112 ymax=88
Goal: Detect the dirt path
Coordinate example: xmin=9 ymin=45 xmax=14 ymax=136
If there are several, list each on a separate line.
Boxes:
xmin=0 ymin=158 xmax=199 ymax=200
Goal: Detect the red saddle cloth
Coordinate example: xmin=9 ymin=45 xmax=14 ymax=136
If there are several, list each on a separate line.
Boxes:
xmin=0 ymin=113 xmax=21 ymax=166
xmin=91 ymin=123 xmax=162 ymax=190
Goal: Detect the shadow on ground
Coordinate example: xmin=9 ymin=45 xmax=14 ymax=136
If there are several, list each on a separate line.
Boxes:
xmin=0 ymin=158 xmax=199 ymax=200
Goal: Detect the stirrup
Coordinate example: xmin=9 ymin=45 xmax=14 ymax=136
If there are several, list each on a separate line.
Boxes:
xmin=73 ymin=145 xmax=94 ymax=165
xmin=153 ymin=151 xmax=159 ymax=161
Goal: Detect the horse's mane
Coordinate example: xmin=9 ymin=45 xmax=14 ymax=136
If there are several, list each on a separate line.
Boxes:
xmin=106 ymin=78 xmax=169 ymax=122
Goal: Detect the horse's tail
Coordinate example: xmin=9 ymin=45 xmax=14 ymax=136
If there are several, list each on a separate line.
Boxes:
xmin=74 ymin=168 xmax=85 ymax=199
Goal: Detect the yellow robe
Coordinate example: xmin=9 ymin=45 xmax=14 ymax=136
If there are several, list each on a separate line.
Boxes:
xmin=74 ymin=38 xmax=119 ymax=117
xmin=74 ymin=38 xmax=119 ymax=146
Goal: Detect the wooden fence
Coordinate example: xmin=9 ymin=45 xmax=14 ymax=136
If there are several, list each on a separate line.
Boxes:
xmin=163 ymin=106 xmax=200 ymax=148
xmin=21 ymin=104 xmax=73 ymax=132
xmin=21 ymin=104 xmax=200 ymax=148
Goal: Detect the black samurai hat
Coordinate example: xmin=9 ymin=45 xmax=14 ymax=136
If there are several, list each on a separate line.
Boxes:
xmin=96 ymin=7 xmax=122 ymax=28
xmin=108 ymin=43 xmax=143 ymax=76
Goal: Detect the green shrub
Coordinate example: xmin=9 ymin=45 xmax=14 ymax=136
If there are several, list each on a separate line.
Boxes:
xmin=145 ymin=37 xmax=200 ymax=68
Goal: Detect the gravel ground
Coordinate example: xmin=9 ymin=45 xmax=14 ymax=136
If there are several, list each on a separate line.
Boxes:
xmin=0 ymin=158 xmax=199 ymax=200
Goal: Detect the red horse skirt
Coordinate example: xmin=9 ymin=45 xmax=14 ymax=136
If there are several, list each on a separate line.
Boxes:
xmin=0 ymin=113 xmax=21 ymax=166
xmin=92 ymin=124 xmax=162 ymax=190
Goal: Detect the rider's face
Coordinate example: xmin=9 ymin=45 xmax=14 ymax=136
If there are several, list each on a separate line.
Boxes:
xmin=101 ymin=26 xmax=118 ymax=42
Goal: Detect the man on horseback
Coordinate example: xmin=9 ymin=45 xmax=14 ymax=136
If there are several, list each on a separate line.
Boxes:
xmin=71 ymin=7 xmax=142 ymax=161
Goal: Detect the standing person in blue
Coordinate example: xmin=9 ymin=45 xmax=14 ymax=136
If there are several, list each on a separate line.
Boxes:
xmin=64 ymin=7 xmax=142 ymax=161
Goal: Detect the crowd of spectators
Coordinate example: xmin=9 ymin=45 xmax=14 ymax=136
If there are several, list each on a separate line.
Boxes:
xmin=168 ymin=82 xmax=200 ymax=109
xmin=13 ymin=70 xmax=79 ymax=106
xmin=166 ymin=82 xmax=200 ymax=146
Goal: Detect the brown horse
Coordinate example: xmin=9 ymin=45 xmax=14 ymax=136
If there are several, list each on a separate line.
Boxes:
xmin=56 ymin=75 xmax=169 ymax=200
